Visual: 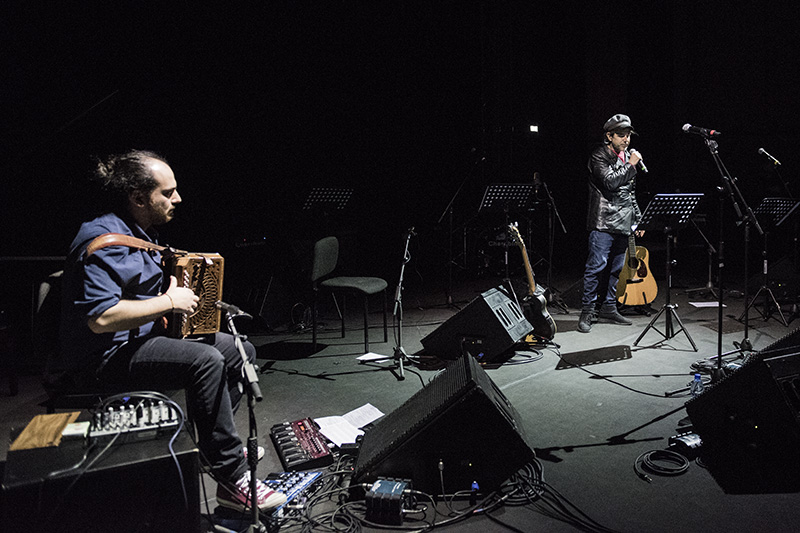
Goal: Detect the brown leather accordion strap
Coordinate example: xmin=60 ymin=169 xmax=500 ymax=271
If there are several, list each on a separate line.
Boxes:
xmin=85 ymin=232 xmax=187 ymax=258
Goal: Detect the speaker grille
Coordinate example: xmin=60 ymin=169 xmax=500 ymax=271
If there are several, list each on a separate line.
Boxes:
xmin=352 ymin=355 xmax=535 ymax=494
xmin=686 ymin=348 xmax=800 ymax=493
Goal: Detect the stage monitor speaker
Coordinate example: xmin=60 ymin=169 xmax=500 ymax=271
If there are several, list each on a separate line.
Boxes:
xmin=686 ymin=345 xmax=800 ymax=494
xmin=759 ymin=326 xmax=800 ymax=353
xmin=2 ymin=429 xmax=200 ymax=532
xmin=420 ymin=286 xmax=532 ymax=363
xmin=351 ymin=354 xmax=536 ymax=495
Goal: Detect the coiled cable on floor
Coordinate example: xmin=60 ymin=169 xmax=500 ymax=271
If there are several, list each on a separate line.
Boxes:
xmin=634 ymin=449 xmax=690 ymax=483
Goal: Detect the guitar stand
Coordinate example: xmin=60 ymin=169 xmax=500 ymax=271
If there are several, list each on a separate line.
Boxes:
xmin=633 ymin=194 xmax=703 ymax=351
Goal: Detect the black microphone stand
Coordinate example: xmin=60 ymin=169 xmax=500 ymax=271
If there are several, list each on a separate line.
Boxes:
xmin=437 ymin=153 xmax=484 ymax=308
xmin=391 ymin=227 xmax=416 ymax=381
xmin=703 ymin=136 xmax=762 ymax=379
xmin=770 ymin=162 xmax=799 ymax=322
xmin=222 ymin=308 xmax=263 ymax=532
xmin=541 ymin=178 xmax=569 ymax=313
xmin=685 ymin=216 xmax=718 ymax=300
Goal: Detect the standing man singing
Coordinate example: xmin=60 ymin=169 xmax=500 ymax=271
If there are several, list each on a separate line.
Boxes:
xmin=578 ymin=114 xmax=644 ymax=333
xmin=60 ymin=149 xmax=286 ymax=512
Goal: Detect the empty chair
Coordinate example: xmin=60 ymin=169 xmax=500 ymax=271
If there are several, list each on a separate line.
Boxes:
xmin=311 ymin=236 xmax=388 ymax=353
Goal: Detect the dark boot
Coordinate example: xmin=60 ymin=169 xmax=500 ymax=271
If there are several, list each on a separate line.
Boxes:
xmin=578 ymin=310 xmax=595 ymax=333
xmin=597 ymin=306 xmax=633 ymax=325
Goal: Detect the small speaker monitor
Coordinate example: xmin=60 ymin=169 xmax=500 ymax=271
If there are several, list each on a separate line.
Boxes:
xmin=420 ymin=286 xmax=531 ymax=362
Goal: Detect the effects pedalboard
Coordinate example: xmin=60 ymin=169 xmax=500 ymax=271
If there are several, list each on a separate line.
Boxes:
xmin=213 ymin=470 xmax=323 ymax=529
xmin=265 ymin=471 xmax=324 ymax=515
xmin=270 ymin=418 xmax=334 ymax=471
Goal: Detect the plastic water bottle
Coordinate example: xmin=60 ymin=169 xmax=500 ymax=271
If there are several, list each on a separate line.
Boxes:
xmin=690 ymin=373 xmax=705 ymax=397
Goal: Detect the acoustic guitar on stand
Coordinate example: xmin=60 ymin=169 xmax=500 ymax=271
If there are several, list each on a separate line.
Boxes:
xmin=508 ymin=224 xmax=556 ymax=341
xmin=616 ymin=230 xmax=657 ymax=307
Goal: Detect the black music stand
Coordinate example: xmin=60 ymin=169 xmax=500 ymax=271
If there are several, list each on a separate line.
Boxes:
xmin=634 ymin=193 xmax=703 ymax=351
xmin=738 ymin=197 xmax=800 ymax=326
xmin=302 ymin=187 xmax=353 ymax=211
xmin=478 ymin=184 xmax=534 ymax=282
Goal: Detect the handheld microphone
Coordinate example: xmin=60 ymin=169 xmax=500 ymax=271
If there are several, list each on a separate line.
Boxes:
xmin=215 ymin=300 xmax=252 ymax=319
xmin=630 ymin=149 xmax=648 ymax=173
xmin=682 ymin=123 xmax=720 ymax=137
xmin=758 ymin=147 xmax=781 ymax=166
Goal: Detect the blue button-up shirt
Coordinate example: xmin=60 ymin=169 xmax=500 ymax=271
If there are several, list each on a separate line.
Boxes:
xmin=60 ymin=212 xmax=166 ymax=371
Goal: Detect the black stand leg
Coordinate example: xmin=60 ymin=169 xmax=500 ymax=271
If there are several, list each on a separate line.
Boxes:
xmin=734 ymin=222 xmax=754 ymax=351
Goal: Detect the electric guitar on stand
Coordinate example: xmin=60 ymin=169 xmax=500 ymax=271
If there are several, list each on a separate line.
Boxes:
xmin=617 ymin=230 xmax=658 ymax=307
xmin=508 ymin=224 xmax=556 ymax=341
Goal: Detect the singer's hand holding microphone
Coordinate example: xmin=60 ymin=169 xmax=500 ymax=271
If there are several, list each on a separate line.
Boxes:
xmin=630 ymin=149 xmax=648 ymax=173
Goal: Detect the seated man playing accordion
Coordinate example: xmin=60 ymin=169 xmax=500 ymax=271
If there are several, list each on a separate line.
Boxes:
xmin=60 ymin=149 xmax=285 ymax=512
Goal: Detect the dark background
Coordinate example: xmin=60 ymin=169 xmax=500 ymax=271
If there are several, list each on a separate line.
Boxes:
xmin=2 ymin=1 xmax=798 ymax=316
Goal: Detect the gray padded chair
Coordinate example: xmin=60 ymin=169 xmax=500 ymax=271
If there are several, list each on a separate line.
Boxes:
xmin=311 ymin=236 xmax=388 ymax=353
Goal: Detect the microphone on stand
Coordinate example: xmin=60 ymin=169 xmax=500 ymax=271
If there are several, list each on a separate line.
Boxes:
xmin=215 ymin=300 xmax=252 ymax=319
xmin=533 ymin=171 xmax=542 ymax=197
xmin=630 ymin=149 xmax=648 ymax=173
xmin=682 ymin=123 xmax=721 ymax=137
xmin=758 ymin=147 xmax=781 ymax=166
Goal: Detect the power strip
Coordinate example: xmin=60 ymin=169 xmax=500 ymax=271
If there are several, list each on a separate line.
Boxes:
xmin=89 ymin=401 xmax=180 ymax=440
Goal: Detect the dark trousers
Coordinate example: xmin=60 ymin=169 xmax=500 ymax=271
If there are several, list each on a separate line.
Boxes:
xmin=99 ymin=332 xmax=255 ymax=482
xmin=581 ymin=230 xmax=628 ymax=312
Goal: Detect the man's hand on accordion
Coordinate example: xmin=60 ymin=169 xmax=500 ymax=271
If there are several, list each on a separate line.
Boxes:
xmin=165 ymin=275 xmax=200 ymax=315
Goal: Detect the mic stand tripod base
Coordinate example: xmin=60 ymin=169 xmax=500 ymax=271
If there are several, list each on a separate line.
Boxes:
xmin=545 ymin=288 xmax=569 ymax=314
xmin=357 ymin=348 xmax=408 ymax=381
xmin=392 ymin=346 xmax=407 ymax=381
xmin=733 ymin=338 xmax=753 ymax=352
xmin=633 ymin=303 xmax=698 ymax=352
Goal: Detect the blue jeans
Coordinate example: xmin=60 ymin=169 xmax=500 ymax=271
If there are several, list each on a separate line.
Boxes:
xmin=581 ymin=230 xmax=628 ymax=312
xmin=99 ymin=332 xmax=255 ymax=482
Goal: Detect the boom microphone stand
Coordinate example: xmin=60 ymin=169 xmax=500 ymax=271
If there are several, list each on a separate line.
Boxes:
xmin=217 ymin=301 xmax=263 ymax=532
xmin=766 ymin=157 xmax=800 ymax=322
xmin=739 ymin=198 xmax=800 ymax=326
xmin=697 ymin=134 xmax=763 ymax=381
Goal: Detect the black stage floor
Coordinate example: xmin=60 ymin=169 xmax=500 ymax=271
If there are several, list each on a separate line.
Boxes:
xmin=2 ymin=272 xmax=799 ymax=532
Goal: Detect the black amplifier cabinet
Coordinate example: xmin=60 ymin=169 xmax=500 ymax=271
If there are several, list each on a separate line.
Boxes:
xmin=2 ymin=427 xmax=200 ymax=533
